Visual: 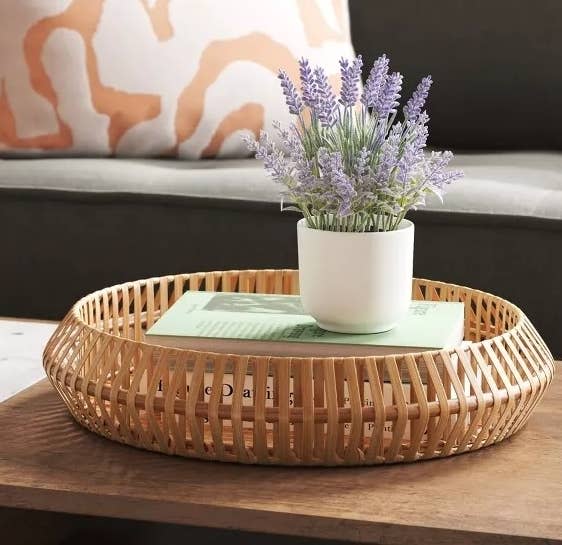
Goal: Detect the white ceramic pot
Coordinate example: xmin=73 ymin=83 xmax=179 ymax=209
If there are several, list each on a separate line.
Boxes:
xmin=297 ymin=218 xmax=414 ymax=333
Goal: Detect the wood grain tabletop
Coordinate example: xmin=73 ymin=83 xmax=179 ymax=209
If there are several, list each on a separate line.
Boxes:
xmin=0 ymin=368 xmax=560 ymax=545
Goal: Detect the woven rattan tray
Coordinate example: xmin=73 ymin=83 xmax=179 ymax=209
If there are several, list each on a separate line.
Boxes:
xmin=44 ymin=270 xmax=554 ymax=466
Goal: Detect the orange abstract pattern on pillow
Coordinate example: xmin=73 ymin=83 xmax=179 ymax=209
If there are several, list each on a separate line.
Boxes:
xmin=0 ymin=0 xmax=355 ymax=158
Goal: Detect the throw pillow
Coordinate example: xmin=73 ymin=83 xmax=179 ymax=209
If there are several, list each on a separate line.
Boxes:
xmin=0 ymin=0 xmax=355 ymax=158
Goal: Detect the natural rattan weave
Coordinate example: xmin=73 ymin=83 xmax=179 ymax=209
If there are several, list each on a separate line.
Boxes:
xmin=44 ymin=270 xmax=554 ymax=466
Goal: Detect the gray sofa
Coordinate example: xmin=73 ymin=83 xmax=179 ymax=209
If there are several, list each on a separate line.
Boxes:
xmin=2 ymin=1 xmax=561 ymax=355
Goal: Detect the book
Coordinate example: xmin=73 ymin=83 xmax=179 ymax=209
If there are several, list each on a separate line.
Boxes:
xmin=145 ymin=291 xmax=465 ymax=358
xmin=143 ymin=292 xmax=468 ymax=443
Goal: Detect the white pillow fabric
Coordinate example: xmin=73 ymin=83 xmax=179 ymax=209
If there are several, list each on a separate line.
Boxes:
xmin=0 ymin=0 xmax=355 ymax=158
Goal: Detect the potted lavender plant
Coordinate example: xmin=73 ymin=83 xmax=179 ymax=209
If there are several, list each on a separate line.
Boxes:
xmin=246 ymin=55 xmax=463 ymax=333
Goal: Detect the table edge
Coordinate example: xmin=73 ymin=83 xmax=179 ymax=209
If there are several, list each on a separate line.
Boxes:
xmin=0 ymin=482 xmax=558 ymax=545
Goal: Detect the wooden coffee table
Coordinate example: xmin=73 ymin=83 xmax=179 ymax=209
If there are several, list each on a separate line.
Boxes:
xmin=0 ymin=318 xmax=560 ymax=545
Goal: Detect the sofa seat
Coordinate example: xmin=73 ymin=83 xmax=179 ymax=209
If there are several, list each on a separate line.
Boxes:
xmin=1 ymin=152 xmax=561 ymax=355
xmin=1 ymin=152 xmax=561 ymax=219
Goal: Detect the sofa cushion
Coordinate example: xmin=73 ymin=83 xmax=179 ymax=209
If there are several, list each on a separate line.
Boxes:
xmin=1 ymin=152 xmax=561 ymax=220
xmin=0 ymin=0 xmax=354 ymax=158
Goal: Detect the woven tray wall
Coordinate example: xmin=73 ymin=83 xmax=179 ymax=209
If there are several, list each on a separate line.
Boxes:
xmin=44 ymin=270 xmax=555 ymax=466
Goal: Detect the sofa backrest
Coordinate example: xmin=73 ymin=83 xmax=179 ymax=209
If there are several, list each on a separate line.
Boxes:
xmin=350 ymin=1 xmax=562 ymax=150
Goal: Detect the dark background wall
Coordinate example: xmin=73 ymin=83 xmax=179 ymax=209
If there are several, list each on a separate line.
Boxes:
xmin=349 ymin=0 xmax=562 ymax=150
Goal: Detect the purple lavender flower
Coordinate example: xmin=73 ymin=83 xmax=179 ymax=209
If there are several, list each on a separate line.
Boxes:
xmin=412 ymin=121 xmax=429 ymax=150
xmin=298 ymin=58 xmax=317 ymax=108
xmin=361 ymin=54 xmax=389 ymax=108
xmin=354 ymin=146 xmax=370 ymax=177
xmin=402 ymin=115 xmax=429 ymax=155
xmin=278 ymin=70 xmax=302 ymax=115
xmin=313 ymin=67 xmax=338 ymax=127
xmin=339 ymin=55 xmax=363 ymax=107
xmin=417 ymin=111 xmax=430 ymax=126
xmin=318 ymin=149 xmax=356 ymax=216
xmin=403 ymin=75 xmax=432 ymax=121
xmin=268 ymin=121 xmax=321 ymax=201
xmin=375 ymin=123 xmax=401 ymax=184
xmin=374 ymin=72 xmax=403 ymax=118
xmin=396 ymin=141 xmax=421 ymax=186
xmin=423 ymin=151 xmax=463 ymax=195
xmin=246 ymin=131 xmax=291 ymax=184
xmin=272 ymin=120 xmax=301 ymax=157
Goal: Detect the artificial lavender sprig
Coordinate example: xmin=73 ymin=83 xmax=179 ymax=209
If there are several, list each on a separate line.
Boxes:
xmin=404 ymin=75 xmax=432 ymax=121
xmin=396 ymin=140 xmax=421 ymax=186
xmin=318 ymin=149 xmax=357 ymax=216
xmin=339 ymin=55 xmax=363 ymax=107
xmin=423 ymin=151 xmax=463 ymax=198
xmin=354 ymin=146 xmax=370 ymax=177
xmin=375 ymin=123 xmax=401 ymax=184
xmin=298 ymin=58 xmax=317 ymax=109
xmin=374 ymin=72 xmax=403 ymax=118
xmin=277 ymin=70 xmax=302 ymax=115
xmin=361 ymin=54 xmax=389 ymax=108
xmin=313 ymin=66 xmax=338 ymax=127
xmin=245 ymin=131 xmax=291 ymax=185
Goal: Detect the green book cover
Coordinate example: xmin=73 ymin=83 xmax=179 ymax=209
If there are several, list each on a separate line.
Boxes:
xmin=146 ymin=292 xmax=464 ymax=349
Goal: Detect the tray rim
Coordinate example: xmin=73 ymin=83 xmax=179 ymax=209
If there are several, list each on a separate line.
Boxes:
xmin=58 ymin=270 xmax=531 ymax=361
